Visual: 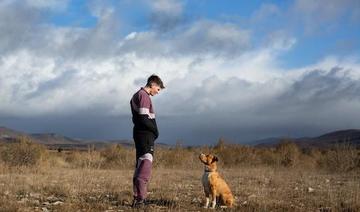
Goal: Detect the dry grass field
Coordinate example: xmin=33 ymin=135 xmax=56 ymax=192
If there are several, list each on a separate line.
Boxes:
xmin=0 ymin=137 xmax=359 ymax=211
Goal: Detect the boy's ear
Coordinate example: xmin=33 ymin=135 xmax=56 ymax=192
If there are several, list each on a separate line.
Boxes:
xmin=212 ymin=156 xmax=218 ymax=163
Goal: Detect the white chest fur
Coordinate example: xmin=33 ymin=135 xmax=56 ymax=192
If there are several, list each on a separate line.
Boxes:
xmin=202 ymin=172 xmax=213 ymax=194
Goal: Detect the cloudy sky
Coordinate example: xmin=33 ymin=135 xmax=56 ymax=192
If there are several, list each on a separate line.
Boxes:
xmin=0 ymin=0 xmax=360 ymax=145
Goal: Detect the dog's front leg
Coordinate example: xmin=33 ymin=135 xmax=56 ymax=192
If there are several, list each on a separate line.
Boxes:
xmin=204 ymin=196 xmax=209 ymax=208
xmin=203 ymin=191 xmax=210 ymax=208
xmin=210 ymin=189 xmax=217 ymax=209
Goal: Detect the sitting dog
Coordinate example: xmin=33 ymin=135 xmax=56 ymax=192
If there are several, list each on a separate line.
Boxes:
xmin=199 ymin=153 xmax=234 ymax=208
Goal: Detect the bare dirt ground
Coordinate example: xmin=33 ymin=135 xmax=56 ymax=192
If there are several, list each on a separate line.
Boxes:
xmin=0 ymin=166 xmax=359 ymax=211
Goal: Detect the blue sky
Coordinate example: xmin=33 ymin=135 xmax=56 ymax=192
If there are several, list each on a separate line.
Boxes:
xmin=49 ymin=0 xmax=98 ymax=28
xmin=0 ymin=0 xmax=360 ymax=145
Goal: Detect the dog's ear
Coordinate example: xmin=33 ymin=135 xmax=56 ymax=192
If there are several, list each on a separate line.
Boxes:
xmin=212 ymin=156 xmax=218 ymax=163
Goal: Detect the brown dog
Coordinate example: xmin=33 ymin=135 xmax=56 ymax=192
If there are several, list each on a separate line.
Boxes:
xmin=199 ymin=153 xmax=234 ymax=208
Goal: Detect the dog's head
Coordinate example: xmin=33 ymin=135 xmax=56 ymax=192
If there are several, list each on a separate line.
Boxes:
xmin=199 ymin=153 xmax=218 ymax=172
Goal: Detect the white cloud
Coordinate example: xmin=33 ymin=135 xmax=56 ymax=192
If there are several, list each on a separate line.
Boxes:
xmin=147 ymin=0 xmax=184 ymax=31
xmin=174 ymin=20 xmax=251 ymax=56
xmin=25 ymin=0 xmax=69 ymax=11
xmin=291 ymin=0 xmax=360 ymax=33
xmin=119 ymin=20 xmax=251 ymax=57
xmin=252 ymin=3 xmax=281 ymax=22
xmin=149 ymin=0 xmax=183 ymax=15
xmin=264 ymin=30 xmax=297 ymax=51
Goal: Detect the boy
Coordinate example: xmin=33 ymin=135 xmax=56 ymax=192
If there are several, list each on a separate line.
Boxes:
xmin=130 ymin=74 xmax=165 ymax=208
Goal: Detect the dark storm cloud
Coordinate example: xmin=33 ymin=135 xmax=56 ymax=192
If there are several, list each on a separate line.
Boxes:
xmin=280 ymin=67 xmax=360 ymax=104
xmin=154 ymin=66 xmax=360 ymax=144
xmin=0 ymin=113 xmax=133 ymax=141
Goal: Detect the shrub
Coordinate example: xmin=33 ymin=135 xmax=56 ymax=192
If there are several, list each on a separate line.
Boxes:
xmin=275 ymin=140 xmax=300 ymax=167
xmin=321 ymin=143 xmax=359 ymax=172
xmin=100 ymin=144 xmax=134 ymax=169
xmin=214 ymin=144 xmax=260 ymax=167
xmin=155 ymin=144 xmax=198 ymax=169
xmin=65 ymin=146 xmax=105 ymax=169
xmin=0 ymin=136 xmax=46 ymax=167
xmin=257 ymin=148 xmax=278 ymax=166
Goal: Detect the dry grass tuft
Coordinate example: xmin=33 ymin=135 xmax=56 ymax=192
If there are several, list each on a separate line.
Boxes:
xmin=0 ymin=136 xmax=46 ymax=167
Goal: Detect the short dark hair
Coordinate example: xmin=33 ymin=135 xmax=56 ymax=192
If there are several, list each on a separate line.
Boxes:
xmin=146 ymin=74 xmax=165 ymax=89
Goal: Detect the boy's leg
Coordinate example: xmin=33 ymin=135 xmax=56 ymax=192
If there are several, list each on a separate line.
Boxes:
xmin=133 ymin=154 xmax=153 ymax=201
xmin=132 ymin=160 xmax=139 ymax=200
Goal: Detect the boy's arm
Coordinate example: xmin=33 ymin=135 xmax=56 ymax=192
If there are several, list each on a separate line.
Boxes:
xmin=138 ymin=112 xmax=159 ymax=139
xmin=138 ymin=93 xmax=159 ymax=139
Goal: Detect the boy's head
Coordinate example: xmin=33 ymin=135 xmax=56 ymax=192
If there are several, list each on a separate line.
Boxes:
xmin=146 ymin=74 xmax=165 ymax=96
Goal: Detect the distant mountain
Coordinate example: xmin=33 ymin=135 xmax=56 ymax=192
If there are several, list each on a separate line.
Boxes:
xmin=0 ymin=126 xmax=85 ymax=144
xmin=298 ymin=129 xmax=360 ymax=148
xmin=0 ymin=126 xmax=25 ymax=137
xmin=254 ymin=129 xmax=360 ymax=148
xmin=248 ymin=137 xmax=288 ymax=147
xmin=0 ymin=126 xmax=132 ymax=150
xmin=31 ymin=133 xmax=83 ymax=145
xmin=0 ymin=126 xmax=170 ymax=150
xmin=316 ymin=129 xmax=360 ymax=141
xmin=91 ymin=139 xmax=170 ymax=149
xmin=0 ymin=126 xmax=29 ymax=143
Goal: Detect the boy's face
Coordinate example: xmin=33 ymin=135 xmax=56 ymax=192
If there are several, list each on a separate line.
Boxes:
xmin=149 ymin=83 xmax=161 ymax=96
